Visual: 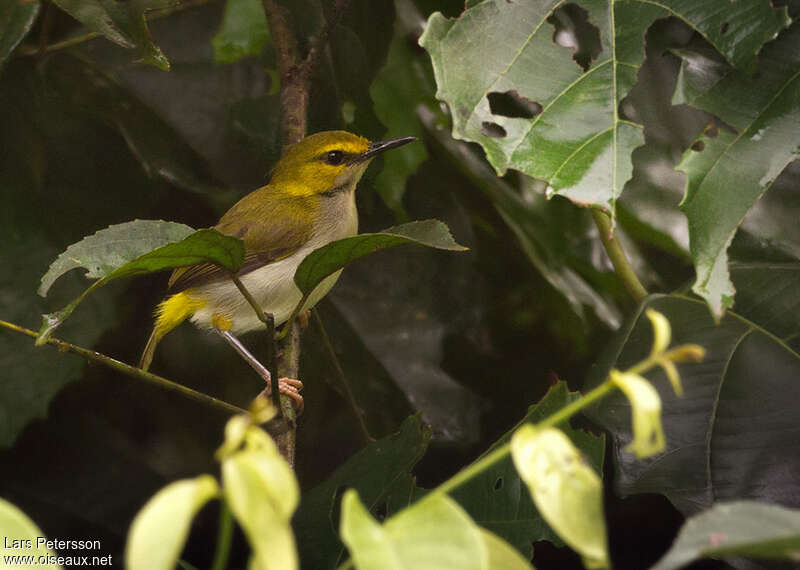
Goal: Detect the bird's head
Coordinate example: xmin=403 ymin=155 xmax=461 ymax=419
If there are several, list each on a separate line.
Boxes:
xmin=270 ymin=130 xmax=415 ymax=196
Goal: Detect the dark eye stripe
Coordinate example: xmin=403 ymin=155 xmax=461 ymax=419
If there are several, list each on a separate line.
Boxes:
xmin=324 ymin=150 xmax=346 ymax=165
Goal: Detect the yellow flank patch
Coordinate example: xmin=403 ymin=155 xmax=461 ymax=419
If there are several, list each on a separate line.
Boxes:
xmin=211 ymin=313 xmax=233 ymax=331
xmin=155 ymin=292 xmax=206 ymax=336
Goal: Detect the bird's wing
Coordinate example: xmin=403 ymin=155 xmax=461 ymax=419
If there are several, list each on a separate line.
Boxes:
xmin=168 ymin=189 xmax=315 ymax=292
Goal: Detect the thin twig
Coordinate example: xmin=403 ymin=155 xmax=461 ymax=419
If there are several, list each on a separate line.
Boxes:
xmin=591 ymin=209 xmax=648 ymax=302
xmin=0 ymin=319 xmax=246 ymax=417
xmin=312 ymin=309 xmax=374 ymax=442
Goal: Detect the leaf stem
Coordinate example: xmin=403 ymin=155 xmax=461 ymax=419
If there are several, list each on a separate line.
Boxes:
xmin=211 ymin=501 xmax=234 ymax=570
xmin=0 ymin=319 xmax=246 ymax=416
xmin=427 ymin=378 xmax=616 ymax=499
xmin=591 ymin=209 xmax=648 ymax=302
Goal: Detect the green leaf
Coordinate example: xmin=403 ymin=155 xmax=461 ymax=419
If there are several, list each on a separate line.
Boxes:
xmin=211 ymin=0 xmax=270 ymax=64
xmin=0 ymin=0 xmax=39 ymax=71
xmin=222 ymin=441 xmax=299 ymax=570
xmin=51 ymin=0 xmax=171 ymax=70
xmin=419 ymin=0 xmax=789 ymax=218
xmin=652 ymin=501 xmax=800 ymax=570
xmin=341 ymin=490 xmax=534 ymax=570
xmin=293 ymin=415 xmax=431 ymax=570
xmin=37 ymin=221 xmax=244 ymax=343
xmin=0 ymin=498 xmax=60 ymax=569
xmin=39 ymin=220 xmax=193 ymax=297
xmin=585 ymin=264 xmax=800 ymax=516
xmin=674 ymin=23 xmax=800 ymax=318
xmin=511 ymin=426 xmax=609 ymax=569
xmin=293 ymin=219 xmax=467 ymax=297
xmin=369 ymin=5 xmax=434 ymax=219
xmin=125 ymin=475 xmax=219 ymax=570
xmin=449 ymin=381 xmax=604 ymax=558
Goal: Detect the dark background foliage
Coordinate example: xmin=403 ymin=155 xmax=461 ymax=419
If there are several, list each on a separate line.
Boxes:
xmin=1 ymin=0 xmax=799 ymax=568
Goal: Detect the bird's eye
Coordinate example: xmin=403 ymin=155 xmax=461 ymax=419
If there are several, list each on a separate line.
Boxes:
xmin=324 ymin=150 xmax=346 ymax=166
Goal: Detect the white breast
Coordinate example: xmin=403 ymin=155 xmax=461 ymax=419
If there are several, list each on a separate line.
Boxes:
xmin=189 ymin=189 xmax=358 ymax=335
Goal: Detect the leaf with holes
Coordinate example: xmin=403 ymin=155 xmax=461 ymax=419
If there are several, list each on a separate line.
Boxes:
xmin=674 ymin=23 xmax=800 ymax=318
xmin=585 ymin=264 xmax=800 ymax=516
xmin=292 ymin=416 xmax=431 ymax=570
xmin=450 ymin=381 xmax=604 ymax=559
xmin=419 ymin=0 xmax=789 ymax=217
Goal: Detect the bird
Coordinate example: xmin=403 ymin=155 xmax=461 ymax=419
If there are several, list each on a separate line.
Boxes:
xmin=138 ymin=130 xmax=415 ymax=408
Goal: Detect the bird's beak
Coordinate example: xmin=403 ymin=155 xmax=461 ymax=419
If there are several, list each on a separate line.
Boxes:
xmin=356 ymin=136 xmax=416 ymax=162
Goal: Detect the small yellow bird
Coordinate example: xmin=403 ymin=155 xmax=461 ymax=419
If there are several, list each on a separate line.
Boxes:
xmin=139 ymin=131 xmax=415 ymax=405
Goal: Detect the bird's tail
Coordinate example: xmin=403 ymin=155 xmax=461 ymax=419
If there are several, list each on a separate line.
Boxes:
xmin=139 ymin=292 xmax=206 ymax=371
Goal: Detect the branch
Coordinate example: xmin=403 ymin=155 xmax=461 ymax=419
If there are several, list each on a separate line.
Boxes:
xmin=0 ymin=319 xmax=246 ymax=417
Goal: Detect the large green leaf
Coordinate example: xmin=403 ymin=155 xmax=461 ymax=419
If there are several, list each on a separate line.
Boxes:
xmin=585 ymin=264 xmax=800 ymax=516
xmin=419 ymin=0 xmax=789 ymax=217
xmin=674 ymin=22 xmax=800 ymax=318
xmin=292 ymin=415 xmax=431 ymax=570
xmin=52 ymin=0 xmax=171 ymax=70
xmin=652 ymin=501 xmax=800 ymax=570
xmin=0 ymin=0 xmax=39 ymax=70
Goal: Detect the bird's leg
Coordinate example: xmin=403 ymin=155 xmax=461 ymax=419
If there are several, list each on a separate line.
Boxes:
xmin=215 ymin=328 xmax=303 ymax=412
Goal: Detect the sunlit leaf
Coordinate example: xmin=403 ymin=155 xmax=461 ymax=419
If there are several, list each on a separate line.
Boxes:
xmin=652 ymin=501 xmax=800 ymax=570
xmin=125 ymin=475 xmax=219 ymax=570
xmin=222 ymin=441 xmax=299 ymax=570
xmin=419 ymin=0 xmax=788 ymax=217
xmin=511 ymin=426 xmax=609 ymax=569
xmin=0 ymin=498 xmax=60 ymax=569
xmin=342 ymin=490 xmax=533 ymax=570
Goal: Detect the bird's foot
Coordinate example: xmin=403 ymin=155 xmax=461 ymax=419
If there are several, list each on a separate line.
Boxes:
xmin=262 ymin=377 xmax=304 ymax=414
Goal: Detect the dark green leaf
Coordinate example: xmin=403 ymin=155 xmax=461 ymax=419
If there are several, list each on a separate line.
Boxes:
xmin=419 ymin=0 xmax=788 ymax=217
xmin=585 ymin=264 xmax=800 ymax=516
xmin=211 ymin=0 xmax=270 ymax=65
xmin=42 ymin=55 xmax=228 ymax=198
xmin=370 ymin=5 xmax=434 ymax=219
xmin=652 ymin=501 xmax=800 ymax=570
xmin=0 ymin=0 xmax=39 ymax=70
xmin=293 ymin=415 xmax=431 ymax=570
xmin=450 ymin=381 xmax=605 ymax=558
xmin=674 ymin=23 xmax=800 ymax=318
xmin=52 ymin=0 xmax=171 ymax=70
xmin=294 ymin=219 xmax=467 ymax=297
xmin=37 ymin=221 xmax=244 ymax=343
